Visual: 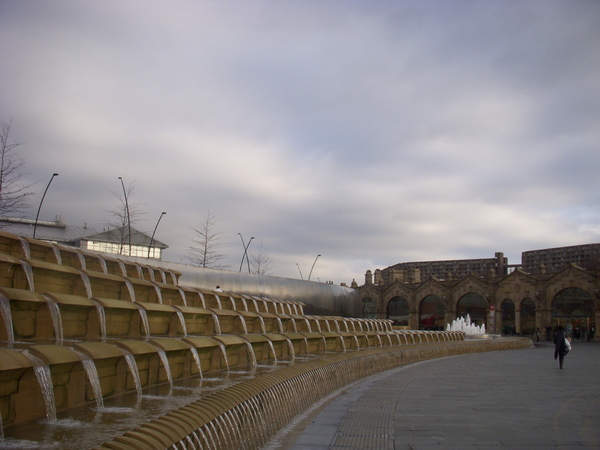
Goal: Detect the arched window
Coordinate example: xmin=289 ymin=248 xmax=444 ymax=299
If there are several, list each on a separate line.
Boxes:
xmin=501 ymin=299 xmax=515 ymax=334
xmin=419 ymin=295 xmax=444 ymax=330
xmin=362 ymin=297 xmax=378 ymax=319
xmin=553 ymin=288 xmax=594 ymax=340
xmin=457 ymin=293 xmax=487 ymax=329
xmin=521 ymin=298 xmax=536 ymax=335
xmin=387 ymin=297 xmax=409 ymax=326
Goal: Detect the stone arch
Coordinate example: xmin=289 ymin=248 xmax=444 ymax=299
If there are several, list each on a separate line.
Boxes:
xmin=552 ymin=287 xmax=595 ymax=340
xmin=419 ymin=294 xmax=445 ymax=330
xmin=501 ymin=298 xmax=515 ymax=335
xmin=457 ymin=292 xmax=488 ymax=329
xmin=362 ymin=297 xmax=378 ymax=319
xmin=520 ymin=297 xmax=536 ymax=335
xmin=545 ymin=268 xmax=597 ymax=308
xmin=387 ymin=296 xmax=409 ymax=326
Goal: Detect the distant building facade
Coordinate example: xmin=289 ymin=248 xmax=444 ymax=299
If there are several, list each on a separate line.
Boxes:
xmin=522 ymin=244 xmax=600 ymax=274
xmin=0 ymin=217 xmax=168 ymax=260
xmin=358 ymin=245 xmax=600 ymax=342
xmin=381 ymin=252 xmax=508 ymax=284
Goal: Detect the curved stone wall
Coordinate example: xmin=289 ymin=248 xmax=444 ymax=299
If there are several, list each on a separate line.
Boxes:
xmin=93 ymin=338 xmax=531 ymax=449
xmin=0 ymin=230 xmax=531 ymax=448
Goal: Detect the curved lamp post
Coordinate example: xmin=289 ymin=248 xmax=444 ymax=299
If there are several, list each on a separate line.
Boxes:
xmin=238 ymin=233 xmax=255 ymax=273
xmin=33 ymin=173 xmax=59 ymax=239
xmin=295 ymin=263 xmax=304 ymax=280
xmin=308 ymin=254 xmax=321 ymax=281
xmin=118 ymin=177 xmax=132 ymax=256
xmin=147 ymin=211 xmax=166 ymax=258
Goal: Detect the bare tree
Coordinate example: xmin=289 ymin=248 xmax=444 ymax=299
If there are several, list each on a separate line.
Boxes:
xmin=105 ymin=180 xmax=146 ymax=255
xmin=0 ymin=118 xmax=34 ymax=216
xmin=250 ymin=241 xmax=273 ymax=275
xmin=188 ymin=209 xmax=228 ymax=269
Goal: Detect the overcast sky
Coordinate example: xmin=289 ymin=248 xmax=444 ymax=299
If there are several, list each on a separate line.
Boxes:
xmin=1 ymin=0 xmax=599 ymax=285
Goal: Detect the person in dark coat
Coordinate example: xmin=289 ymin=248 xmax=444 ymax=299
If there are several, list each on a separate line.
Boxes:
xmin=553 ymin=325 xmax=568 ymax=369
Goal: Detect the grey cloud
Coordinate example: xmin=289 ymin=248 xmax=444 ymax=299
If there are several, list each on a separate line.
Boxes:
xmin=1 ymin=0 xmax=599 ymax=284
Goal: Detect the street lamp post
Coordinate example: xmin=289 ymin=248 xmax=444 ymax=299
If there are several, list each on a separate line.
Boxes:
xmin=118 ymin=177 xmax=132 ymax=256
xmin=308 ymin=254 xmax=321 ymax=281
xmin=238 ymin=233 xmax=255 ymax=273
xmin=147 ymin=212 xmax=166 ymax=258
xmin=296 ymin=263 xmax=304 ymax=280
xmin=33 ymin=173 xmax=59 ymax=239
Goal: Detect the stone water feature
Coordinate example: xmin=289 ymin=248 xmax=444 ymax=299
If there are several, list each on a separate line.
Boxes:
xmin=0 ymin=230 xmax=530 ymax=449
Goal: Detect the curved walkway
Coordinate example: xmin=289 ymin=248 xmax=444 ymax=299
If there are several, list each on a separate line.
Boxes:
xmin=284 ymin=341 xmax=600 ymax=449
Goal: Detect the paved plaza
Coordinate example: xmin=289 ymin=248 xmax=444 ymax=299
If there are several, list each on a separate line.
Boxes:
xmin=283 ymin=340 xmax=600 ymax=449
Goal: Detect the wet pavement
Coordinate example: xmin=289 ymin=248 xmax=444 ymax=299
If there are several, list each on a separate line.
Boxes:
xmin=286 ymin=340 xmax=600 ymax=449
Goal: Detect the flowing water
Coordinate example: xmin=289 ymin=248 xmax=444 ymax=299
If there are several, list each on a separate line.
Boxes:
xmin=0 ymin=362 xmax=285 ymax=449
xmin=0 ymin=295 xmax=14 ymax=345
xmin=23 ymin=353 xmax=57 ymax=422
xmin=78 ymin=272 xmax=93 ymax=298
xmin=43 ymin=296 xmax=63 ymax=343
xmin=19 ymin=238 xmax=31 ymax=259
xmin=78 ymin=357 xmax=105 ymax=410
xmin=210 ymin=311 xmax=222 ymax=335
xmin=20 ymin=262 xmax=35 ymax=292
xmin=175 ymin=310 xmax=187 ymax=336
xmin=93 ymin=301 xmax=107 ymax=341
xmin=122 ymin=351 xmax=143 ymax=397
xmin=134 ymin=304 xmax=151 ymax=339
xmin=155 ymin=350 xmax=173 ymax=389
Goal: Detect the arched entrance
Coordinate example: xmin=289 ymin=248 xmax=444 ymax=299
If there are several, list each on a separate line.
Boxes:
xmin=552 ymin=288 xmax=595 ymax=341
xmin=521 ymin=298 xmax=536 ymax=335
xmin=419 ymin=295 xmax=445 ymax=330
xmin=387 ymin=297 xmax=409 ymax=326
xmin=501 ymin=299 xmax=515 ymax=335
xmin=362 ymin=297 xmax=378 ymax=319
xmin=457 ymin=293 xmax=488 ymax=329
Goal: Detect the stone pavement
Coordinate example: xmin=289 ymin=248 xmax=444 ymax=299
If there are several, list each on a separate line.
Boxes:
xmin=284 ymin=340 xmax=600 ymax=449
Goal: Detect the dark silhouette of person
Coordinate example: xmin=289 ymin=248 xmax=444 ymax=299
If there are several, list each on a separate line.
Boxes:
xmin=553 ymin=325 xmax=568 ymax=369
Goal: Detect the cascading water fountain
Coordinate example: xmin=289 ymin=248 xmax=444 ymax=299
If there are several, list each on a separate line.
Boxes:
xmin=76 ymin=252 xmax=87 ymax=270
xmin=117 ymin=260 xmax=128 ymax=277
xmin=134 ymin=304 xmax=151 ymax=339
xmin=153 ymin=284 xmax=163 ymax=304
xmin=266 ymin=339 xmax=278 ymax=364
xmin=217 ymin=343 xmax=230 ymax=372
xmin=187 ymin=345 xmax=204 ymax=377
xmin=212 ymin=293 xmax=222 ymax=309
xmin=93 ymin=300 xmax=107 ymax=341
xmin=0 ymin=229 xmax=516 ymax=450
xmin=175 ymin=309 xmax=188 ymax=336
xmin=275 ymin=316 xmax=284 ymax=333
xmin=176 ymin=287 xmax=188 ymax=306
xmin=23 ymin=352 xmax=57 ymax=422
xmin=76 ymin=353 xmax=105 ymax=410
xmin=0 ymin=295 xmax=14 ymax=345
xmin=197 ymin=290 xmax=206 ymax=308
xmin=446 ymin=314 xmax=487 ymax=335
xmin=43 ymin=294 xmax=64 ymax=343
xmin=19 ymin=238 xmax=31 ymax=259
xmin=51 ymin=246 xmax=62 ymax=265
xmin=19 ymin=261 xmax=35 ymax=291
xmin=155 ymin=349 xmax=174 ymax=390
xmin=121 ymin=350 xmax=143 ymax=397
xmin=210 ymin=311 xmax=222 ymax=335
xmin=257 ymin=314 xmax=267 ymax=334
xmin=124 ymin=279 xmax=136 ymax=302
xmin=236 ymin=312 xmax=249 ymax=334
xmin=79 ymin=271 xmax=94 ymax=298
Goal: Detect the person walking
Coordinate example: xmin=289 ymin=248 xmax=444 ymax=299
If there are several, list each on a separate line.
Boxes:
xmin=553 ymin=325 xmax=569 ymax=369
xmin=535 ymin=327 xmax=540 ymax=343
